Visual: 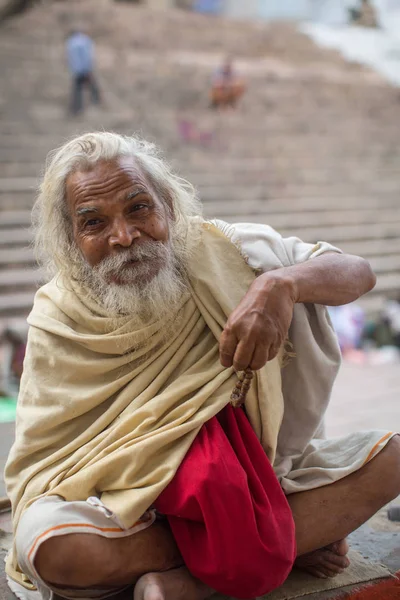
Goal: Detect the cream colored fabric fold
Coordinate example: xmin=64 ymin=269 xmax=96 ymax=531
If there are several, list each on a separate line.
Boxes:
xmin=5 ymin=219 xmax=284 ymax=584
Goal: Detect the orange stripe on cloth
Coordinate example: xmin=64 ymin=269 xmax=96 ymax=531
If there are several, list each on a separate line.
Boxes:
xmin=362 ymin=432 xmax=393 ymax=467
xmin=28 ymin=522 xmax=125 ymax=563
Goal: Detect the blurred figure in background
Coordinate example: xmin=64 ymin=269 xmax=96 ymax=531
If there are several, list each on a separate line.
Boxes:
xmin=177 ymin=118 xmax=215 ymax=146
xmin=66 ymin=30 xmax=101 ymax=115
xmin=362 ymin=294 xmax=400 ymax=352
xmin=328 ymin=303 xmax=366 ymax=362
xmin=0 ymin=327 xmax=26 ymax=396
xmin=210 ymin=57 xmax=246 ymax=110
xmin=383 ymin=295 xmax=400 ymax=348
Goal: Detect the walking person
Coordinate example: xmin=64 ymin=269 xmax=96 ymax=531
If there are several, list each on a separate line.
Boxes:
xmin=66 ymin=30 xmax=101 ymax=115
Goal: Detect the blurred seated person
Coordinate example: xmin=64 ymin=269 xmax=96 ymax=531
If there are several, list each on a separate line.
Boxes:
xmin=383 ymin=295 xmax=400 ymax=348
xmin=363 ymin=294 xmax=400 ymax=349
xmin=0 ymin=327 xmax=26 ymax=395
xmin=328 ymin=303 xmax=365 ymax=359
xmin=210 ymin=58 xmax=246 ymax=109
xmin=2 ymin=328 xmax=26 ymax=380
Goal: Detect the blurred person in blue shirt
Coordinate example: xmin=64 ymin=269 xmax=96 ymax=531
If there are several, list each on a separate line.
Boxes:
xmin=66 ymin=30 xmax=100 ymax=115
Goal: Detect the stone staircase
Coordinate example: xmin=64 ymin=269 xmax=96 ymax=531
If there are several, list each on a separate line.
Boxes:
xmin=1 ymin=0 xmax=400 ymax=327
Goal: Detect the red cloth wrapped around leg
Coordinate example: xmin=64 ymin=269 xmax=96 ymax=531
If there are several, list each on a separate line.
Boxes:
xmin=154 ymin=404 xmax=296 ymax=598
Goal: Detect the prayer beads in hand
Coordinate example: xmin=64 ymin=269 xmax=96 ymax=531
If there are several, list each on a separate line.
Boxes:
xmin=230 ymin=368 xmax=254 ymax=408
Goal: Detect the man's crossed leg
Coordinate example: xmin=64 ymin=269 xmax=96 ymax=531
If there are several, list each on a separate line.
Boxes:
xmin=15 ymin=435 xmax=400 ymax=600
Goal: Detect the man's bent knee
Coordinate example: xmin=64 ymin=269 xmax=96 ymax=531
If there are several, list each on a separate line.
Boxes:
xmin=34 ymin=533 xmax=113 ymax=588
xmin=368 ymin=434 xmax=400 ymax=505
xmin=382 ymin=434 xmax=400 ymax=494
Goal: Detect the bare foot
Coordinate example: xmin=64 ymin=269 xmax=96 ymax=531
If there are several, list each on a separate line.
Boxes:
xmin=295 ymin=538 xmax=350 ymax=579
xmin=133 ymin=567 xmax=213 ymax=600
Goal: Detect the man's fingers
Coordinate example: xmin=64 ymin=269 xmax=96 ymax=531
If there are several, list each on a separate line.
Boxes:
xmin=232 ymin=340 xmax=255 ymax=372
xmin=267 ymin=342 xmax=281 ymax=362
xmin=250 ymin=344 xmax=270 ymax=371
xmin=219 ymin=329 xmax=238 ymax=368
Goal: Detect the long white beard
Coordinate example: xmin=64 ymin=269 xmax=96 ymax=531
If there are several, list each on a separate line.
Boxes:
xmin=77 ymin=238 xmax=189 ymax=322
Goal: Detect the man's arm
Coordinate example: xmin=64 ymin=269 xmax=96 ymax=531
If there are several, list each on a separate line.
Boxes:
xmin=268 ymin=252 xmax=376 ymax=307
xmin=219 ymin=252 xmax=376 ymax=372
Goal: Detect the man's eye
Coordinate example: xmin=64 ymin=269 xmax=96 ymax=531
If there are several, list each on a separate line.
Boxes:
xmin=84 ymin=218 xmax=102 ymax=228
xmin=130 ymin=203 xmax=148 ymax=212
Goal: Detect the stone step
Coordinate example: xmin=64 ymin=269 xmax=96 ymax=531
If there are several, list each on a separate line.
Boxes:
xmin=0 ymin=229 xmax=31 ymax=246
xmin=368 ymin=255 xmax=400 ymax=273
xmin=0 ymin=178 xmax=38 ymax=192
xmin=0 ymin=314 xmax=29 ymax=335
xmin=203 ymin=195 xmax=400 ymax=212
xmin=0 ymin=139 xmax=398 ymax=160
xmin=0 ymin=211 xmax=31 ymax=228
xmin=0 ymin=195 xmax=35 ymax=211
xmin=0 ymin=247 xmax=34 ymax=266
xmin=2 ymin=161 xmax=400 ymax=180
xmin=2 ymin=169 xmax=400 ymax=194
xmin=372 ymin=272 xmax=400 ymax=295
xmin=356 ymin=294 xmax=386 ymax=317
xmin=340 ymin=238 xmax=400 ymax=258
xmin=0 ymin=163 xmax=42 ymax=178
xmin=0 ymin=121 xmax=396 ymax=145
xmin=208 ymin=209 xmax=400 ymax=229
xmin=201 ymin=188 xmax=400 ymax=204
xmin=0 ymin=131 xmax=398 ymax=151
xmin=2 ymin=153 xmax=398 ymax=168
xmin=2 ymin=150 xmax=400 ymax=184
xmin=0 ymin=291 xmax=35 ymax=315
xmin=0 ymin=117 xmax=397 ymax=141
xmin=192 ymin=168 xmax=400 ymax=183
xmin=0 ymin=268 xmax=43 ymax=290
xmin=268 ymin=222 xmax=400 ymax=245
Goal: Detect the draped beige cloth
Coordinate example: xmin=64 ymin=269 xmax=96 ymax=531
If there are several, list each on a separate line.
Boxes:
xmin=5 ymin=219 xmax=285 ymax=584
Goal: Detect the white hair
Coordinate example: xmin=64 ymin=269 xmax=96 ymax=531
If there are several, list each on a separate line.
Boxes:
xmin=32 ymin=131 xmax=202 ymax=279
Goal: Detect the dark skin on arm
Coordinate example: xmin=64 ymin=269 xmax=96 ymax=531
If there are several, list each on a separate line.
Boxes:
xmin=219 ymin=252 xmax=376 ymax=372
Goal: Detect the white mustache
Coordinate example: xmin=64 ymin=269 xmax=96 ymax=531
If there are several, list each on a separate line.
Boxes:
xmin=94 ymin=241 xmax=168 ymax=278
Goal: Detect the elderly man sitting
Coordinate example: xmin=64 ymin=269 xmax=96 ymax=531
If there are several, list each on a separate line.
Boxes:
xmin=5 ymin=132 xmax=400 ymax=600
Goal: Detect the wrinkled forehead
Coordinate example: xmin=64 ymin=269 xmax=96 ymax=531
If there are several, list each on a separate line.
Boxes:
xmin=65 ymin=156 xmax=153 ymax=207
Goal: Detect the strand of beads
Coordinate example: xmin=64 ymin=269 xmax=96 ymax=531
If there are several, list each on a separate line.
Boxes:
xmin=230 ymin=368 xmax=254 ymax=408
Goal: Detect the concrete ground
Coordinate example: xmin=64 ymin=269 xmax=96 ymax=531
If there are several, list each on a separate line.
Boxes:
xmin=1 ymin=360 xmax=399 ymax=599
xmin=326 ymin=360 xmax=400 ymax=437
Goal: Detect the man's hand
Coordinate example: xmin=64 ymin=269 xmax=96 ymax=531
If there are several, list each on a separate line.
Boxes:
xmin=219 ymin=271 xmax=297 ymax=372
xmin=219 ymin=252 xmax=376 ymax=372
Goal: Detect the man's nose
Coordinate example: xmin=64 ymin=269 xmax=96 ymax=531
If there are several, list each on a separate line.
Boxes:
xmin=109 ymin=220 xmax=140 ymax=248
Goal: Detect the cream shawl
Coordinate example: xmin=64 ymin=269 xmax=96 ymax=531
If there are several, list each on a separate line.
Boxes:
xmin=5 ymin=219 xmax=284 ymax=583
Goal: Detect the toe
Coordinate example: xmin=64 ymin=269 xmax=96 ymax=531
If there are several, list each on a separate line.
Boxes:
xmin=306 ymin=568 xmax=329 ymax=579
xmin=321 ymin=551 xmax=350 ymax=570
xmin=321 ymin=567 xmax=345 ymax=578
xmin=134 ymin=574 xmax=165 ymax=600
